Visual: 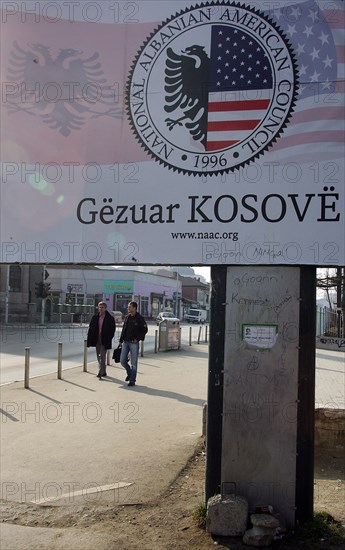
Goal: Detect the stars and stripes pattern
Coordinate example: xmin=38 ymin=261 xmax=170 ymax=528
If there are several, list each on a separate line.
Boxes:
xmin=205 ymin=0 xmax=344 ymax=158
xmin=269 ymin=0 xmax=344 ymax=162
xmin=207 ymin=25 xmax=274 ymax=151
xmin=273 ymin=0 xmax=338 ymax=99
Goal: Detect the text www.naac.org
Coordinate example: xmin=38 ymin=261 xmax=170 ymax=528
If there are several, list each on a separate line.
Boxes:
xmin=171 ymin=231 xmax=238 ymax=241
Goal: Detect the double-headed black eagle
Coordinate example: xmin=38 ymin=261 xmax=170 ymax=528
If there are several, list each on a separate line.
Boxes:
xmin=164 ymin=45 xmax=210 ymax=148
xmin=6 ymin=41 xmax=122 ymax=136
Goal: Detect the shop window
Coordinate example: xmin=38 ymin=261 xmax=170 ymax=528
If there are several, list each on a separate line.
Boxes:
xmin=114 ymin=294 xmax=132 ymax=314
xmin=140 ymin=297 xmax=149 ymax=316
xmin=9 ymin=266 xmax=21 ymax=292
xmin=51 ymin=294 xmax=62 ymax=313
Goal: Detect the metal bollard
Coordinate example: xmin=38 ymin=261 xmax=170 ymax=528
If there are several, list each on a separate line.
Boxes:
xmin=83 ymin=340 xmax=88 ymax=372
xmin=57 ymin=342 xmax=62 ymax=379
xmin=197 ymin=325 xmax=202 ymax=344
xmin=189 ymin=326 xmax=192 ymax=346
xmin=202 ymin=402 xmax=207 ymax=437
xmin=155 ymin=330 xmax=158 ymax=353
xmin=24 ymin=347 xmax=30 ymax=389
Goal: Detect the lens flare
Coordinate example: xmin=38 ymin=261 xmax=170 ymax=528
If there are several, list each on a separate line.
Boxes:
xmin=29 ymin=173 xmax=55 ymax=196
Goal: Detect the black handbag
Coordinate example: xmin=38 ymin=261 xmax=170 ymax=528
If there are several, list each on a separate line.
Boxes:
xmin=112 ymin=345 xmax=122 ymax=363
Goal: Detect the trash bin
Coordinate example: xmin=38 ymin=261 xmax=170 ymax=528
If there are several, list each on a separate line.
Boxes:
xmin=159 ymin=319 xmax=180 ymax=350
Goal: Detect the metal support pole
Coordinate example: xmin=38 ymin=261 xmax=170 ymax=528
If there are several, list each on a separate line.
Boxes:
xmin=24 ymin=347 xmax=30 ymax=388
xmin=106 ymin=349 xmax=111 ymax=366
xmin=178 ymin=326 xmax=181 ymax=349
xmin=141 ymin=341 xmax=144 ymax=357
xmin=189 ymin=326 xmax=192 ymax=346
xmin=41 ymin=298 xmax=46 ymax=325
xmin=57 ymin=342 xmax=62 ymax=379
xmin=83 ymin=340 xmax=88 ymax=372
xmin=205 ymin=325 xmax=208 ymax=342
xmin=202 ymin=402 xmax=207 ymax=437
xmin=155 ymin=330 xmax=158 ymax=353
xmin=40 ymin=265 xmax=46 ymax=324
xmin=205 ymin=265 xmax=226 ymax=502
xmin=295 ymin=267 xmax=316 ymax=525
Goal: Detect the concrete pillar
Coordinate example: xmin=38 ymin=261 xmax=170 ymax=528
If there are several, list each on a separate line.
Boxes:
xmin=206 ymin=266 xmax=316 ymax=529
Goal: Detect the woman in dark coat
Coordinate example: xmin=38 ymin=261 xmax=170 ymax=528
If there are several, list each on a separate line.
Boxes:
xmin=87 ymin=301 xmax=115 ymax=378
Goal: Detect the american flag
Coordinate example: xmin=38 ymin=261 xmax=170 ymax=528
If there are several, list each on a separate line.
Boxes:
xmin=206 ymin=0 xmax=344 ymax=160
xmin=207 ymin=25 xmax=274 ymax=151
xmin=268 ymin=0 xmax=344 ymax=162
xmin=272 ymin=0 xmax=338 ymax=100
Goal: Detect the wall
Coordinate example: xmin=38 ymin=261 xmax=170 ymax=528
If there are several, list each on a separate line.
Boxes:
xmin=315 ymin=409 xmax=345 ymax=448
xmin=316 ymin=335 xmax=345 ymax=352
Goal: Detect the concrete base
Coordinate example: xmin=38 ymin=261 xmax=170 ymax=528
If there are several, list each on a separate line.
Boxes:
xmin=243 ymin=513 xmax=280 ymax=547
xmin=206 ymin=493 xmax=248 ymax=536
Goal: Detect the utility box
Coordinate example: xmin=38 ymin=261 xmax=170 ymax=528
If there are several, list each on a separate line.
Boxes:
xmin=159 ymin=319 xmax=180 ymax=350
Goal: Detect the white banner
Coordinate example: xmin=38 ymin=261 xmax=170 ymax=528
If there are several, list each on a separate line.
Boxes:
xmin=1 ymin=0 xmax=344 ymax=264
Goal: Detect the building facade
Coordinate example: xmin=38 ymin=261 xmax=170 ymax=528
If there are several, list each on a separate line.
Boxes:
xmin=0 ymin=265 xmax=184 ymax=323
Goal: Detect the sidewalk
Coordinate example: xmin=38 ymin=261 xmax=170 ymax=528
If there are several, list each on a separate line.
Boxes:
xmin=0 ymin=345 xmax=343 ymax=550
xmin=315 ymin=348 xmax=345 ymax=409
xmin=0 ymin=344 xmax=209 ymax=549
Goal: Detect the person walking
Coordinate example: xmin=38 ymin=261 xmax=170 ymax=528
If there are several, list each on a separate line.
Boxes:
xmin=119 ymin=301 xmax=148 ymax=387
xmin=87 ymin=301 xmax=115 ymax=378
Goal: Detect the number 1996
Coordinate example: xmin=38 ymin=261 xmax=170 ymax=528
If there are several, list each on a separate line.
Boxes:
xmin=194 ymin=154 xmax=227 ymax=170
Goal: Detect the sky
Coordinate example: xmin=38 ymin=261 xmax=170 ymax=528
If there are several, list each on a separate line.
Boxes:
xmin=110 ymin=264 xmax=211 ymax=282
xmin=192 ymin=266 xmax=211 ymax=283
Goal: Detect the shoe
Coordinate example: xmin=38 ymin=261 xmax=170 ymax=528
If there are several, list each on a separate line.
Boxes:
xmin=125 ymin=375 xmax=130 ymax=381
xmin=96 ymin=374 xmax=101 ymax=378
xmin=128 ymin=381 xmax=135 ymax=387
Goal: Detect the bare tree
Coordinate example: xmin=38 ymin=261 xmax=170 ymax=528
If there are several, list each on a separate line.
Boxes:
xmin=317 ymin=267 xmax=344 ymax=337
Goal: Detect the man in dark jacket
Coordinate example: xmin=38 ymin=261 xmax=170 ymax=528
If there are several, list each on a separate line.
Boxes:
xmin=87 ymin=301 xmax=115 ymax=378
xmin=119 ymin=301 xmax=148 ymax=387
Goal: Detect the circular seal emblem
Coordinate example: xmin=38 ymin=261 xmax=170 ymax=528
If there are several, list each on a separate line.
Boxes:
xmin=127 ymin=2 xmax=297 ymax=176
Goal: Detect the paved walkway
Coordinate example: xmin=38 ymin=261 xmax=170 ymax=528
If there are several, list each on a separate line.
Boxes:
xmin=0 ymin=344 xmax=343 ymax=549
xmin=1 ymin=344 xmax=209 ymax=549
xmin=315 ymin=348 xmax=345 ymax=409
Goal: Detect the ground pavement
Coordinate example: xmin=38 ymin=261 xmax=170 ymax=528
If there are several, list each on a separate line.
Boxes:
xmin=0 ymin=344 xmax=343 ymax=549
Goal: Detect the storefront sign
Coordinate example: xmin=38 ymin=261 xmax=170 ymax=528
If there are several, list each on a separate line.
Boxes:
xmin=67 ymin=284 xmax=84 ymax=293
xmin=104 ymin=280 xmax=134 ymax=293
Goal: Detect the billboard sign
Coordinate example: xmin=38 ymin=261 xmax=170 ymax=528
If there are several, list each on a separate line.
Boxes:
xmin=1 ymin=1 xmax=344 ymax=265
